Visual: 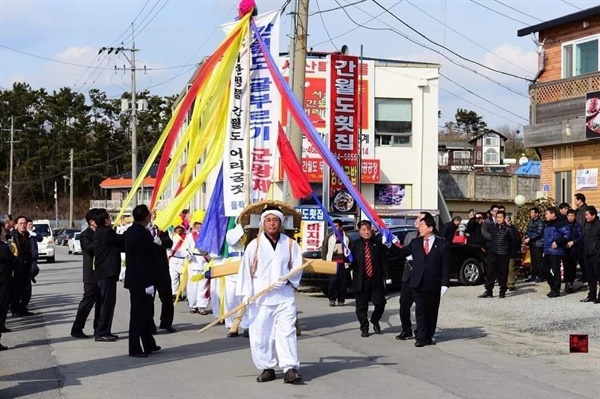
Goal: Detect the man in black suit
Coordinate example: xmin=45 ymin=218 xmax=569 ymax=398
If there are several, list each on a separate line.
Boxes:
xmin=93 ymin=209 xmax=125 ymax=342
xmin=398 ymin=216 xmax=450 ymax=347
xmin=71 ymin=209 xmax=102 ymax=339
xmin=1 ymin=226 xmax=18 ymax=350
xmin=347 ymin=220 xmax=392 ymax=337
xmin=124 ymin=205 xmax=161 ymax=357
xmin=149 ymin=210 xmax=175 ymax=333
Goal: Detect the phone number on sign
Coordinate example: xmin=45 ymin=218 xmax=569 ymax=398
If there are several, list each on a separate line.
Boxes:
xmin=335 ymin=153 xmax=358 ymax=162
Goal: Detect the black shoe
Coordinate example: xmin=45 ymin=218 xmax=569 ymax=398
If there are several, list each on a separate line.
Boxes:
xmin=71 ymin=331 xmax=89 ymax=339
xmin=145 ymin=346 xmax=161 ymax=354
xmin=371 ymin=320 xmax=381 ymax=334
xmin=283 ymin=368 xmax=302 ymax=384
xmin=594 ymin=298 xmax=600 ymax=304
xmin=580 ymin=296 xmax=594 ymax=302
xmin=499 ymin=292 xmax=506 ymax=298
xmin=227 ymin=331 xmax=239 ymax=338
xmin=478 ymin=292 xmax=493 ymax=298
xmin=129 ymin=352 xmax=148 ymax=358
xmin=0 ymin=327 xmax=11 ymax=333
xmin=160 ymin=326 xmax=176 ymax=333
xmin=414 ymin=340 xmax=427 ymax=347
xmin=256 ymin=369 xmax=276 ymax=382
xmin=395 ymin=331 xmax=413 ymax=340
xmin=109 ymin=334 xmax=119 ymax=339
xmin=95 ymin=336 xmax=117 ymax=342
xmin=361 ymin=331 xmax=369 ymax=338
xmin=0 ymin=343 xmax=8 ymax=351
xmin=243 ymin=329 xmax=250 ymax=338
xmin=329 ymin=300 xmax=336 ymax=307
xmin=547 ymin=291 xmax=560 ymax=298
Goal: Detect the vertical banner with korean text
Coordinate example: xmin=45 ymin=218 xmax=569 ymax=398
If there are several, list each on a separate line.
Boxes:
xmin=328 ymin=54 xmax=359 ymax=214
xmin=222 ymin=11 xmax=280 ymax=216
xmin=296 ymin=206 xmax=325 ymax=253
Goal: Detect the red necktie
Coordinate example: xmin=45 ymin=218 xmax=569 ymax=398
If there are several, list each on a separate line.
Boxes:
xmin=364 ymin=240 xmax=374 ymax=278
xmin=424 ymin=238 xmax=430 ymax=255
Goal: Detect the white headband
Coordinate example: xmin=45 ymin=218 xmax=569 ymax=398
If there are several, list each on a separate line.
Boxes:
xmin=260 ymin=210 xmax=284 ymax=226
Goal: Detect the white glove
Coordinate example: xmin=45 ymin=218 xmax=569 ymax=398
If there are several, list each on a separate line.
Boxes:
xmin=153 ymin=235 xmax=162 ymax=246
xmin=145 ymin=285 xmax=155 ymax=296
xmin=273 ymin=279 xmax=287 ymax=289
xmin=381 ymin=234 xmax=388 ymax=245
xmin=392 ymin=236 xmax=400 ymax=245
xmin=385 ymin=279 xmax=392 ymax=285
xmin=440 ymin=286 xmax=448 ymax=296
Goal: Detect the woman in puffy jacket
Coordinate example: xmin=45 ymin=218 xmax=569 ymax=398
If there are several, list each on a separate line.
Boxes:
xmin=542 ymin=207 xmax=571 ymax=298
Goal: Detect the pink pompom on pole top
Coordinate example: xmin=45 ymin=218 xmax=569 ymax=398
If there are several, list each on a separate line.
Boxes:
xmin=238 ymin=0 xmax=257 ymax=17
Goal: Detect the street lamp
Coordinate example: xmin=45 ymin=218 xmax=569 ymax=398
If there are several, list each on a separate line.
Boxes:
xmin=514 ymin=194 xmax=526 ymax=207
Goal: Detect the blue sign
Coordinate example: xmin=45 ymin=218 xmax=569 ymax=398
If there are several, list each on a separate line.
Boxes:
xmin=295 ymin=207 xmax=325 ymax=222
xmin=543 ymin=184 xmax=550 ymax=192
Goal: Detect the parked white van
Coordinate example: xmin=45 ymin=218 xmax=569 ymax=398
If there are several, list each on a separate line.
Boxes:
xmin=32 ymin=219 xmax=55 ymax=263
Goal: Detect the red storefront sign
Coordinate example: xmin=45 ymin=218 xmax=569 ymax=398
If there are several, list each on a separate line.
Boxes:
xmin=328 ymin=54 xmax=359 ymax=213
xmin=278 ymin=159 xmax=380 ymax=183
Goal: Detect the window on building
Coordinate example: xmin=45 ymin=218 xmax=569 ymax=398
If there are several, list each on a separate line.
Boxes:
xmin=563 ymin=37 xmax=599 ymax=78
xmin=484 ymin=135 xmax=499 ymax=146
xmin=375 ymin=98 xmax=412 ymax=146
xmin=453 ymin=150 xmax=470 ymax=160
xmin=484 ymin=148 xmax=499 ymax=164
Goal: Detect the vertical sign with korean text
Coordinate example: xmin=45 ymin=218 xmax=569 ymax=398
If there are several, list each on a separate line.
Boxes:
xmin=221 ymin=11 xmax=280 ymax=215
xmin=296 ymin=206 xmax=325 ymax=253
xmin=328 ymin=54 xmax=359 ymax=214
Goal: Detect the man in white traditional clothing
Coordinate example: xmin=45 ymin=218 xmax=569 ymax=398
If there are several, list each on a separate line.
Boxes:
xmin=186 ymin=222 xmax=210 ymax=315
xmin=224 ymin=223 xmax=249 ymax=337
xmin=168 ymin=225 xmax=189 ymax=301
xmin=236 ymin=206 xmax=303 ymax=384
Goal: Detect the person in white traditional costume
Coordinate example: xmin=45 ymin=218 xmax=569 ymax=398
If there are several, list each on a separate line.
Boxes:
xmin=186 ymin=222 xmax=210 ymax=315
xmin=224 ymin=223 xmax=249 ymax=338
xmin=236 ymin=206 xmax=303 ymax=384
xmin=168 ymin=225 xmax=189 ymax=301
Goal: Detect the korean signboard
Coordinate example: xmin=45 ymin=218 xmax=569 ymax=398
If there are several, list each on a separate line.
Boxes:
xmin=374 ymin=184 xmax=412 ymax=210
xmin=576 ymin=168 xmax=598 ymax=190
xmin=327 ymin=54 xmax=360 ymax=214
xmin=279 ymin=158 xmax=380 ymax=183
xmin=296 ymin=206 xmax=325 ymax=253
xmin=586 ymin=91 xmax=600 ymax=139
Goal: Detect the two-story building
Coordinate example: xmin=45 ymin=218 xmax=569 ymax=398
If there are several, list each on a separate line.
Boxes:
xmin=438 ymin=129 xmax=508 ymax=170
xmin=519 ymin=6 xmax=600 ymax=205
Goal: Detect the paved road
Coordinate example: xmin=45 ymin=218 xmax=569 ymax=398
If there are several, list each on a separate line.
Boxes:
xmin=1 ymin=246 xmax=599 ymax=398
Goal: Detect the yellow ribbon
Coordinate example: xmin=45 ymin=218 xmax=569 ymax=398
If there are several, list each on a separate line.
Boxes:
xmin=174 ymin=259 xmax=190 ymax=306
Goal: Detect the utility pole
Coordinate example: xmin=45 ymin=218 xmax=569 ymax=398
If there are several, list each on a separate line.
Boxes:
xmin=100 ymin=24 xmax=139 ymax=207
xmin=54 ymin=181 xmax=58 ymax=229
xmin=69 ymin=148 xmax=74 ymax=228
xmin=2 ymin=116 xmax=22 ymax=215
xmin=284 ymin=0 xmax=309 ymax=206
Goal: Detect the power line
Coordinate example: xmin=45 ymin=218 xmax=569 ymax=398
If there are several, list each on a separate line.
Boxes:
xmin=493 ymin=0 xmax=543 ymax=22
xmin=372 ymin=0 xmax=531 ymax=81
xmin=468 ymin=0 xmax=529 ymax=25
xmin=133 ymin=0 xmax=171 ymax=40
xmin=336 ymin=1 xmax=529 ymax=97
xmin=311 ymin=1 xmax=403 ymax=47
xmin=315 ymin=0 xmax=339 ymax=50
xmin=310 ymin=0 xmax=367 ymax=15
xmin=405 ymin=0 xmax=533 ymax=75
xmin=440 ymin=73 xmax=528 ymax=121
xmin=561 ymin=0 xmax=583 ymax=11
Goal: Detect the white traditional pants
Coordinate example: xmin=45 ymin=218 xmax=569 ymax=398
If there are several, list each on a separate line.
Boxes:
xmin=169 ymin=258 xmax=185 ymax=295
xmin=187 ymin=269 xmax=210 ymax=309
xmin=211 ymin=277 xmax=227 ymax=326
xmin=247 ymin=299 xmax=299 ymax=372
xmin=224 ymin=275 xmax=248 ymax=329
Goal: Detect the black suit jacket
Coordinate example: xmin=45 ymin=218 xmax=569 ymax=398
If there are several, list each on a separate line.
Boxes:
xmin=124 ymin=223 xmax=159 ymax=291
xmin=0 ymin=240 xmax=18 ymax=284
xmin=79 ymin=227 xmax=96 ymax=284
xmin=403 ymin=235 xmax=450 ymax=291
xmin=347 ymin=237 xmax=391 ymax=293
xmin=93 ymin=226 xmax=125 ymax=280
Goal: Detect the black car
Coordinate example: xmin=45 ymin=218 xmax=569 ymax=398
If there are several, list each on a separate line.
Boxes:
xmin=56 ymin=228 xmax=79 ymax=246
xmin=301 ymin=225 xmax=487 ymax=294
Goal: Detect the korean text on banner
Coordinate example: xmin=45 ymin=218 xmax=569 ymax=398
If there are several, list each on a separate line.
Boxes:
xmin=221 ymin=11 xmax=281 ymax=215
xmin=328 ymin=54 xmax=359 ymax=214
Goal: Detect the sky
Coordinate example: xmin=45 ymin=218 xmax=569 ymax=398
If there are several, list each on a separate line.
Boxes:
xmin=1 ymin=0 xmax=599 ymax=132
